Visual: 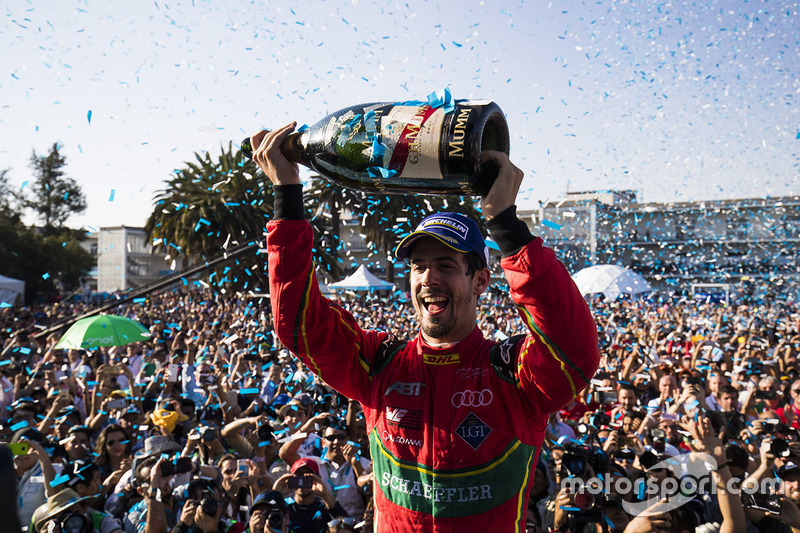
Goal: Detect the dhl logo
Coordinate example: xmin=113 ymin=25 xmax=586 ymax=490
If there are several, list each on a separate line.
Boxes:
xmin=422 ymin=353 xmax=461 ymax=365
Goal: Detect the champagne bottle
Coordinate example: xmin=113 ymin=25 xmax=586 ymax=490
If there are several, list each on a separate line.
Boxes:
xmin=241 ymin=98 xmax=509 ymax=196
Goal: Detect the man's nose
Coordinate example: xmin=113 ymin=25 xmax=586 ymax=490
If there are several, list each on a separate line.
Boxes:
xmin=420 ymin=267 xmax=440 ymax=287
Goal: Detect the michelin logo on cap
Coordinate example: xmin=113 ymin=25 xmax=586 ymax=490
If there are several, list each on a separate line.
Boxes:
xmin=418 ymin=217 xmax=470 ymax=241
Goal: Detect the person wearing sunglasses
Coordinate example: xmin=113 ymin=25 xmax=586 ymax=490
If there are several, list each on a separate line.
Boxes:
xmin=326 ymin=516 xmax=357 ymax=532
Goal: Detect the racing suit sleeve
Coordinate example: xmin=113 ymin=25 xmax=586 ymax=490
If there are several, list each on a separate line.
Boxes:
xmin=266 ymin=185 xmax=385 ymax=403
xmin=487 ymin=205 xmax=600 ymax=418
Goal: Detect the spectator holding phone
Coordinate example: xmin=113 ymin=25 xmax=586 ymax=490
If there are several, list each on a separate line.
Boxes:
xmin=273 ymin=458 xmax=348 ymax=533
xmin=12 ymin=429 xmax=60 ymax=528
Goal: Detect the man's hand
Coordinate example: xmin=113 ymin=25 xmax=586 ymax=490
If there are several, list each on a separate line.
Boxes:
xmin=249 ymin=508 xmax=267 ymax=533
xmin=178 ymin=499 xmax=197 ymax=527
xmin=479 ymin=150 xmax=523 ymax=219
xmin=624 ymin=511 xmax=672 ymax=532
xmin=194 ymin=500 xmax=222 ymax=533
xmin=251 ymin=123 xmax=301 ymax=186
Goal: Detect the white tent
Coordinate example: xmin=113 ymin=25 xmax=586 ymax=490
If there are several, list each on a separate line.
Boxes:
xmin=0 ymin=274 xmax=25 ymax=305
xmin=329 ymin=265 xmax=395 ymax=291
xmin=571 ymin=264 xmax=653 ymax=300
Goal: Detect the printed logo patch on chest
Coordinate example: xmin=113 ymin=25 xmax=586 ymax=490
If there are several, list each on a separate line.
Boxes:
xmin=454 ymin=412 xmax=492 ymax=450
xmin=422 ymin=353 xmax=460 ymax=365
xmin=385 ymin=406 xmax=423 ymax=431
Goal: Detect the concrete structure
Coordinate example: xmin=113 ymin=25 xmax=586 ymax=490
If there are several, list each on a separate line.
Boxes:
xmin=97 ymin=227 xmax=169 ymax=292
xmin=520 ymin=192 xmax=800 ymax=290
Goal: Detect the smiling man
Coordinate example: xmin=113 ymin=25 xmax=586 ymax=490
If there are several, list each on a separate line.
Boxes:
xmin=252 ymin=123 xmax=600 ymax=532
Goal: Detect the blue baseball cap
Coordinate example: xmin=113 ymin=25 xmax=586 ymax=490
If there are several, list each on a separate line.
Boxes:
xmin=395 ymin=212 xmax=488 ymax=267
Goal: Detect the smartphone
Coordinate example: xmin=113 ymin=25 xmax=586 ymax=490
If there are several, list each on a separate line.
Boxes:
xmin=160 ymin=457 xmax=193 ymax=477
xmin=107 ymin=398 xmax=127 ymax=410
xmin=287 ymin=476 xmax=313 ymax=490
xmin=142 ymin=362 xmax=156 ymax=377
xmin=755 ymin=390 xmax=778 ymax=401
xmin=5 ymin=442 xmax=29 ymax=456
xmin=167 ymin=364 xmax=180 ymax=382
xmin=237 ymin=459 xmax=249 ymax=475
xmin=741 ymin=492 xmax=782 ymax=514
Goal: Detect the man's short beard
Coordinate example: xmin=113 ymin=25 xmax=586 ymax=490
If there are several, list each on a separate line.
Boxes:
xmin=421 ymin=319 xmax=456 ymax=340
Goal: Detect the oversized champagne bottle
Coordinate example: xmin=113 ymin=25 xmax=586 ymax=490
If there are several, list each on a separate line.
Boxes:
xmin=241 ymin=98 xmax=509 ymax=196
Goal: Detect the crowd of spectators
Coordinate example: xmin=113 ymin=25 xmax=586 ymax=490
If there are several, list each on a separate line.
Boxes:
xmin=1 ymin=280 xmax=799 ymax=533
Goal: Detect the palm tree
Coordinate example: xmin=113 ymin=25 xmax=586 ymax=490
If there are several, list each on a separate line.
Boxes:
xmin=145 ymin=143 xmax=273 ymax=290
xmin=305 ymin=173 xmax=483 ymax=284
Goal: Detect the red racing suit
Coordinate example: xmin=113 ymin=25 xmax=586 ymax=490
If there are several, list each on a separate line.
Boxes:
xmin=267 ymin=187 xmax=600 ymax=532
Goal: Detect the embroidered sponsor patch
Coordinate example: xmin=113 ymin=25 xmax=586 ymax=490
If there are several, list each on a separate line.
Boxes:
xmin=422 ymin=353 xmax=461 ymax=365
xmin=455 ymin=412 xmax=492 ymax=450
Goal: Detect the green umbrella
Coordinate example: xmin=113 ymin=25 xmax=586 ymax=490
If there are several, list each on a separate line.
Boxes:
xmin=54 ymin=314 xmax=151 ymax=350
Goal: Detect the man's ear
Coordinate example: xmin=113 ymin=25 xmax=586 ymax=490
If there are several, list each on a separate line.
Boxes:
xmin=473 ymin=268 xmax=491 ymax=296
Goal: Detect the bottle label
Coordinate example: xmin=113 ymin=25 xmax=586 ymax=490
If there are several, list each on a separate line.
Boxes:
xmin=379 ymin=105 xmax=445 ymax=180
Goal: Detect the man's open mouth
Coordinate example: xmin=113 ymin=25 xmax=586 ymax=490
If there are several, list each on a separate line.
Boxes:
xmin=422 ymin=294 xmax=449 ymax=315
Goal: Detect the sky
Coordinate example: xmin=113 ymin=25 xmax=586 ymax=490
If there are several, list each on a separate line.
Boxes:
xmin=2 ymin=0 xmax=799 ymax=232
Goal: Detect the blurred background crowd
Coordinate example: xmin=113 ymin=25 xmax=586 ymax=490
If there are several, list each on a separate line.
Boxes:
xmin=0 ymin=283 xmax=799 ymax=533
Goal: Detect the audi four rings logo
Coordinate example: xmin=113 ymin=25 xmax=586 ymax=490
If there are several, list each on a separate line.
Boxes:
xmin=451 ymin=389 xmax=494 ymax=408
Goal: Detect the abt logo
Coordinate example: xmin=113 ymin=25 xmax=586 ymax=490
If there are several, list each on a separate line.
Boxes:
xmin=384 ymin=382 xmax=425 ymax=397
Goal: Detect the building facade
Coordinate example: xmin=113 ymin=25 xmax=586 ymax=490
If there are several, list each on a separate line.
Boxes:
xmin=97 ymin=226 xmax=169 ymax=292
xmin=520 ymin=192 xmax=800 ymax=290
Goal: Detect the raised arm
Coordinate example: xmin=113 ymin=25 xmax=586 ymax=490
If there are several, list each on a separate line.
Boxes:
xmin=481 ymin=151 xmax=600 ymax=416
xmin=253 ymin=124 xmax=387 ymax=402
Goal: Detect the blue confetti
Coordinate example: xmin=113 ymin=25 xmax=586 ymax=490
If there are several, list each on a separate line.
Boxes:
xmin=50 ymin=474 xmax=71 ymax=487
xmin=109 ymin=189 xmax=116 ymax=202
xmin=541 ymin=219 xmax=562 ymax=231
xmin=87 ymin=110 xmax=92 ymax=124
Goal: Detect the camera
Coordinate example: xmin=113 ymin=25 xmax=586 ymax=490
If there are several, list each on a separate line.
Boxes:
xmin=268 ymin=510 xmax=284 ymax=529
xmin=650 ymin=428 xmax=667 ymax=453
xmin=559 ymin=443 xmax=609 ymax=479
xmin=257 ymin=424 xmax=273 ymax=442
xmin=201 ymin=494 xmax=219 ymax=516
xmin=199 ymin=426 xmax=217 ymax=442
xmin=770 ymin=438 xmax=790 ymax=458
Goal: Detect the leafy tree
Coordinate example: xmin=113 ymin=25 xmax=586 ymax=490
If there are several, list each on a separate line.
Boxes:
xmin=0 ymin=169 xmax=22 ymax=218
xmin=145 ymin=143 xmax=275 ymax=291
xmin=24 ymin=143 xmax=86 ymax=230
xmin=0 ymin=213 xmax=93 ymax=303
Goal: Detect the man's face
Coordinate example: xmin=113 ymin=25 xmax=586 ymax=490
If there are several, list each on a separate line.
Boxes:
xmin=220 ymin=459 xmax=244 ymax=491
xmin=782 ymin=472 xmax=800 ymax=504
xmin=659 ymin=376 xmax=676 ymax=396
xmin=719 ymin=392 xmax=738 ymax=412
xmin=65 ymin=432 xmax=90 ymax=459
xmin=791 ymin=381 xmax=800 ymax=406
xmin=618 ymin=388 xmax=637 ymax=411
xmin=708 ymin=374 xmax=724 ymax=394
xmin=323 ymin=429 xmax=347 ymax=460
xmin=409 ymin=238 xmax=488 ymax=344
